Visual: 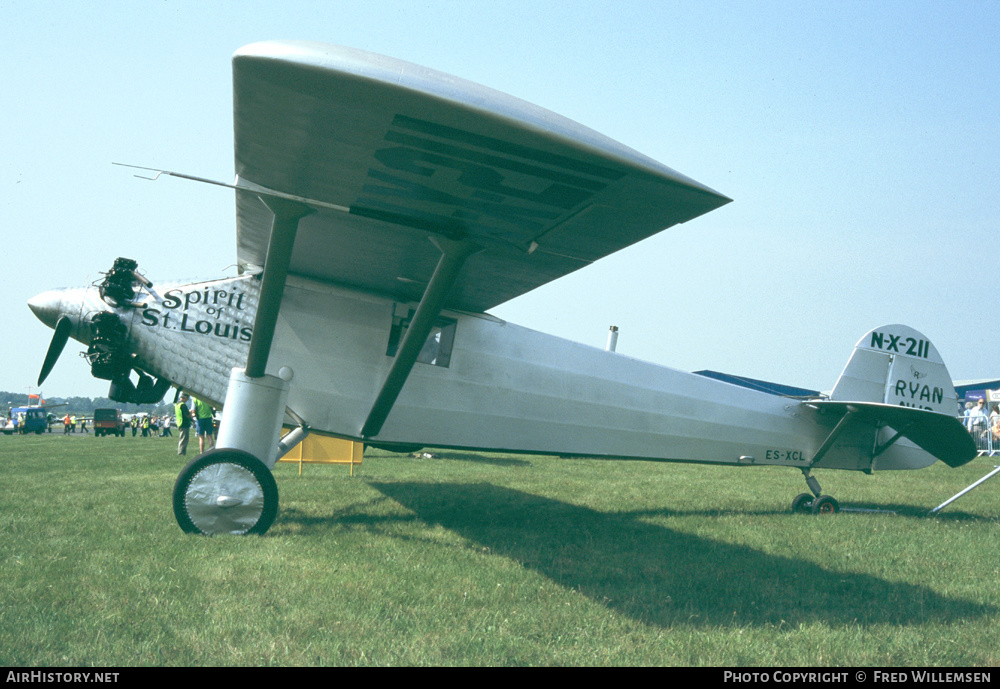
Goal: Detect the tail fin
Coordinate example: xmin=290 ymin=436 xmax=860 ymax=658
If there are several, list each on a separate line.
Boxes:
xmin=830 ymin=324 xmax=960 ymax=415
xmin=821 ymin=325 xmax=975 ymax=468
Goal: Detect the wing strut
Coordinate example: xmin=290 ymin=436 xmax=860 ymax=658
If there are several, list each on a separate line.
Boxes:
xmin=212 ymin=197 xmax=314 ymax=471
xmin=245 ymin=197 xmax=315 ymax=378
xmin=361 ymin=237 xmax=480 ymax=439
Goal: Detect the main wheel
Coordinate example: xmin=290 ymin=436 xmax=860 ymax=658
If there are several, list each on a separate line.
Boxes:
xmin=173 ymin=448 xmax=278 ymax=535
xmin=811 ymin=495 xmax=840 ymax=515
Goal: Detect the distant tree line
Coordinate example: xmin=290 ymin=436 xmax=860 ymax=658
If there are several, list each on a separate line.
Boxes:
xmin=1 ymin=391 xmax=173 ymax=417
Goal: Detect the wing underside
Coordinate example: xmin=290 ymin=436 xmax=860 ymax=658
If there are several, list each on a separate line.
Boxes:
xmin=232 ymin=41 xmax=731 ymax=312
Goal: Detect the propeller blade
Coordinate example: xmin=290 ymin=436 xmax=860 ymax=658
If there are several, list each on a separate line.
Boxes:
xmin=38 ymin=316 xmax=72 ymax=386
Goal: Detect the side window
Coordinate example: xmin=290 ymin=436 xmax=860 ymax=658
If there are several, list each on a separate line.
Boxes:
xmin=386 ymin=307 xmax=457 ymax=368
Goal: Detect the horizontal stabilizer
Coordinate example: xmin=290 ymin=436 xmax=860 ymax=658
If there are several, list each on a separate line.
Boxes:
xmin=693 ymin=370 xmax=820 ymax=398
xmin=810 ymin=400 xmax=976 ymax=468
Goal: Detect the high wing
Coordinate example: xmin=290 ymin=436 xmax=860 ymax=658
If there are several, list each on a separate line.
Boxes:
xmin=232 ymin=41 xmax=731 ymax=313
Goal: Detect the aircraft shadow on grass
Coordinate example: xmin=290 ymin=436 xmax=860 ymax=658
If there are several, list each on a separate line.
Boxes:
xmin=626 ymin=504 xmax=991 ymax=522
xmin=283 ymin=481 xmax=995 ymax=629
xmin=404 ymin=452 xmax=534 ymax=468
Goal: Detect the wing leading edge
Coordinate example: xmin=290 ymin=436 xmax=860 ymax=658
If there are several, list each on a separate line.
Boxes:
xmin=232 ymin=41 xmax=731 ymax=312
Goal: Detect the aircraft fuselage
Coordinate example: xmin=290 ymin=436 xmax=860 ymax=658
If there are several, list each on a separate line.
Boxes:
xmin=30 ymin=273 xmax=937 ymax=473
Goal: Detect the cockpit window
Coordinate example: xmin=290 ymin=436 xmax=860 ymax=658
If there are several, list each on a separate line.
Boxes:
xmin=386 ymin=307 xmax=457 ymax=368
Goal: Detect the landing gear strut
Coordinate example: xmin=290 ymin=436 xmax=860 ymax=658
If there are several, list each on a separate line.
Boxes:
xmin=172 ymin=199 xmax=310 ymax=537
xmin=174 ymin=369 xmax=294 ymax=536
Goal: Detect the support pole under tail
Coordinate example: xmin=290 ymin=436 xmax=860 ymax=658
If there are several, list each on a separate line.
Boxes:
xmin=930 ymin=465 xmax=1000 ymax=514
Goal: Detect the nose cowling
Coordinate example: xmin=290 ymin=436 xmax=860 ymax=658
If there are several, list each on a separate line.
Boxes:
xmin=28 ymin=283 xmax=172 ymax=404
xmin=28 ymin=286 xmax=104 ymax=385
xmin=27 ymin=289 xmax=70 ymax=331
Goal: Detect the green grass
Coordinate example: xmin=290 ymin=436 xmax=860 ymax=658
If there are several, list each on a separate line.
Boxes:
xmin=2 ymin=434 xmax=998 ymax=666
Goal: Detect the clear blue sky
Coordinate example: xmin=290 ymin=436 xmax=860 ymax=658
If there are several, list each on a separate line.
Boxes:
xmin=3 ymin=0 xmax=998 ymax=399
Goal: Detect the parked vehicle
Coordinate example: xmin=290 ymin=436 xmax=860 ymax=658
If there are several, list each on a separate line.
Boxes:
xmin=93 ymin=408 xmax=125 ymax=437
xmin=8 ymin=406 xmax=48 ymax=435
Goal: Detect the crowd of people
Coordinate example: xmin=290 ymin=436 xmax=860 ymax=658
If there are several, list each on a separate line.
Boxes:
xmin=54 ymin=412 xmax=187 ymax=437
xmin=7 ymin=393 xmax=220 ymax=456
xmin=61 ymin=414 xmax=88 ymax=433
xmin=962 ymin=398 xmax=1000 ymax=453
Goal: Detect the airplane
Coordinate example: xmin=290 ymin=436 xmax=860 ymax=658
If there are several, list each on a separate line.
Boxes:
xmin=27 ymin=40 xmax=976 ymax=535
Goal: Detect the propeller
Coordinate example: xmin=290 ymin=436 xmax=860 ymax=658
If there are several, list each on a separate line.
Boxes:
xmin=38 ymin=316 xmax=73 ymax=386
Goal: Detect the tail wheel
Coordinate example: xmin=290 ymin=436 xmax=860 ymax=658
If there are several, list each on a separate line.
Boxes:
xmin=173 ymin=448 xmax=278 ymax=535
xmin=811 ymin=495 xmax=840 ymax=515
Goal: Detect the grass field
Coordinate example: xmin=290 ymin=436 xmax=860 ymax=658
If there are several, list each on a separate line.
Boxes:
xmin=2 ymin=433 xmax=998 ymax=666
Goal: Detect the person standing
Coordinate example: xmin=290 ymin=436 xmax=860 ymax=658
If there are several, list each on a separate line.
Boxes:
xmin=990 ymin=404 xmax=1000 ymax=453
xmin=193 ymin=397 xmax=216 ymax=454
xmin=175 ymin=393 xmax=193 ymax=456
xmin=968 ymin=398 xmax=989 ymax=434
